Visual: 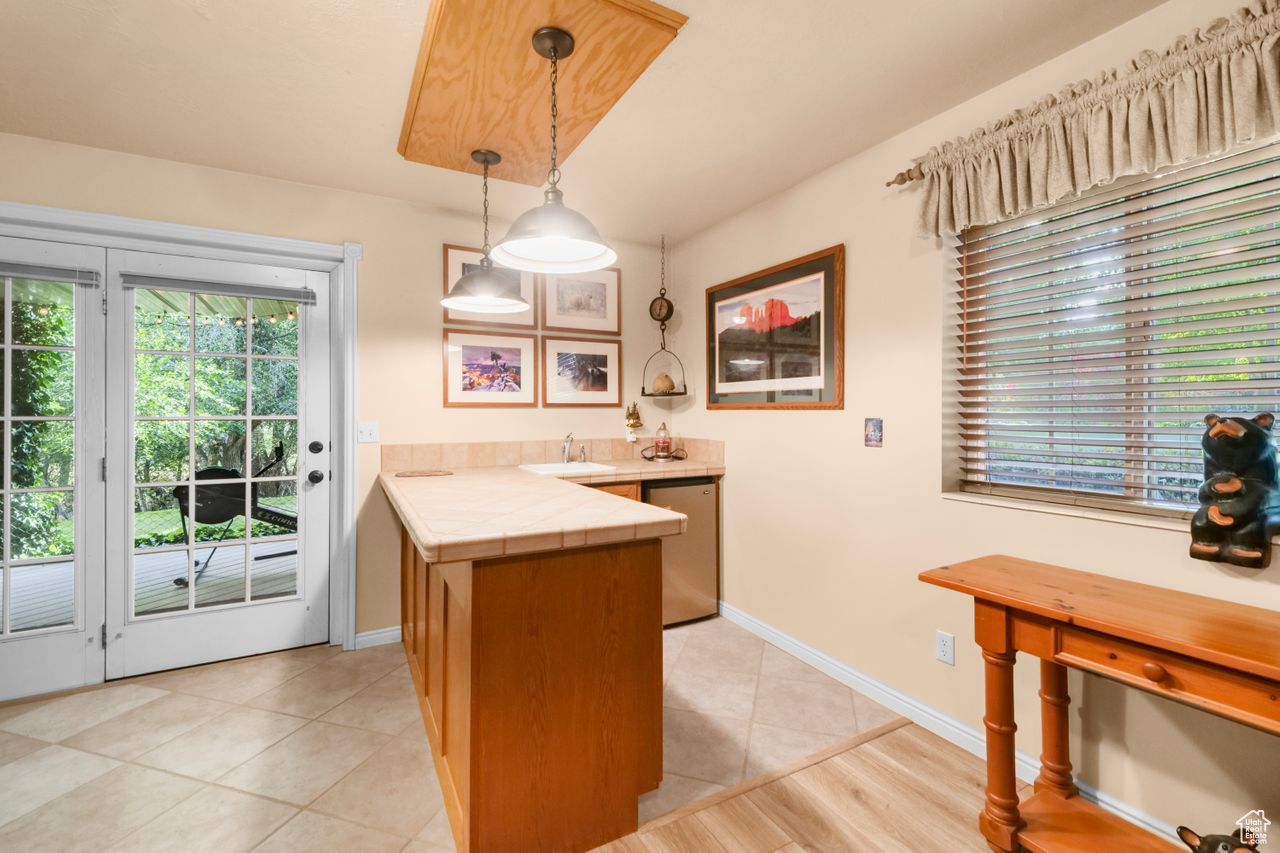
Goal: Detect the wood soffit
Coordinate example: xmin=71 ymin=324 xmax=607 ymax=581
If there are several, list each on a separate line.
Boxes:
xmin=398 ymin=0 xmax=688 ymax=186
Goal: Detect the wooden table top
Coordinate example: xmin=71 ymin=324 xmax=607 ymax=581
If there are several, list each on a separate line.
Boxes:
xmin=919 ymin=555 xmax=1280 ymax=683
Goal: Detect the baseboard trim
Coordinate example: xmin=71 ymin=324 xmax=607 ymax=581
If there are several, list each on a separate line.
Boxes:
xmin=716 ymin=601 xmax=1176 ymax=842
xmin=353 ymin=626 xmax=401 ymax=649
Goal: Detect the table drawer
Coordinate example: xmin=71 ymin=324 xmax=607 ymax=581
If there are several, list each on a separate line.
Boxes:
xmin=1056 ymin=627 xmax=1280 ymax=736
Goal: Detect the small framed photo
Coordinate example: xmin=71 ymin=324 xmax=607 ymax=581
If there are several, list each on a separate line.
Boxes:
xmin=542 ymin=336 xmax=622 ymax=407
xmin=442 ymin=244 xmax=537 ymax=329
xmin=864 ymin=418 xmax=883 ymax=447
xmin=443 ymin=330 xmax=537 ymax=407
xmin=542 ymin=268 xmax=621 ymax=336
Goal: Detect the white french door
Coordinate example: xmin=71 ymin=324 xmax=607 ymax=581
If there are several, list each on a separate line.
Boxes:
xmin=0 ymin=236 xmax=106 ymax=701
xmin=104 ymin=251 xmax=330 ymax=679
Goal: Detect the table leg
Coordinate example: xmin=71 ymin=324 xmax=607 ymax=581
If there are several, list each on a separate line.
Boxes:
xmin=1036 ymin=660 xmax=1077 ymax=798
xmin=979 ymin=647 xmax=1023 ymax=851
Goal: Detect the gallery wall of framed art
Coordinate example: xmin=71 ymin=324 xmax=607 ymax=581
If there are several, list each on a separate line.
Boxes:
xmin=441 ymin=244 xmax=624 ymax=409
xmin=704 ymin=244 xmax=845 ymax=410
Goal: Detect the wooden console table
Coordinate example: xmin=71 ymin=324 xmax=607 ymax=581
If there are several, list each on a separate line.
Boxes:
xmin=920 ymin=555 xmax=1280 ymax=852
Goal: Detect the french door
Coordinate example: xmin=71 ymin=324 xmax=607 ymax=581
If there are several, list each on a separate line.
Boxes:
xmin=104 ymin=251 xmax=330 ymax=679
xmin=0 ymin=240 xmax=331 ymax=700
xmin=0 ymin=237 xmax=105 ymax=701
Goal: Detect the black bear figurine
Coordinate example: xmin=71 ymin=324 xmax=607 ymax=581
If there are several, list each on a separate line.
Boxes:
xmin=1176 ymin=825 xmax=1258 ymax=852
xmin=1190 ymin=413 xmax=1278 ymax=569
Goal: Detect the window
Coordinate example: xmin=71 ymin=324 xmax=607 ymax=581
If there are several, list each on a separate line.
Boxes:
xmin=953 ymin=139 xmax=1280 ymax=517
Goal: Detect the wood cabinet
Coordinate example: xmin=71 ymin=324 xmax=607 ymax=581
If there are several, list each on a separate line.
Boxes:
xmin=591 ymin=480 xmax=641 ymax=501
xmin=399 ymin=526 xmax=662 ymax=852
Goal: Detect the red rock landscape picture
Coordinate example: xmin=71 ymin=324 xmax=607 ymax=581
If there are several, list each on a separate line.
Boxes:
xmin=715 ymin=273 xmax=824 ymax=390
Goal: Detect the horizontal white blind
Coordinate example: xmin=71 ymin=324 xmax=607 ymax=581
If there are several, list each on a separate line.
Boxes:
xmin=955 ymin=139 xmax=1280 ymax=515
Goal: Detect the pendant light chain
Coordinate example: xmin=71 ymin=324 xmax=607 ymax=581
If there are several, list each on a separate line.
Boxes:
xmin=547 ymin=49 xmax=561 ymax=190
xmin=481 ymin=157 xmax=491 ymax=257
xmin=659 ymin=234 xmax=669 ymax=348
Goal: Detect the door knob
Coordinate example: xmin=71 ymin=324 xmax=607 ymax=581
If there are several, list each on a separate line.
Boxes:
xmin=308 ymin=440 xmax=325 ymax=454
xmin=308 ymin=470 xmax=325 ymax=484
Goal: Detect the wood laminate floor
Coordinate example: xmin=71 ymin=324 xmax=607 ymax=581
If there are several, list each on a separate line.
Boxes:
xmin=597 ymin=720 xmax=1033 ymax=852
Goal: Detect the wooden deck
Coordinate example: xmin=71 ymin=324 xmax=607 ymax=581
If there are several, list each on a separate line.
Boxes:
xmin=5 ymin=539 xmax=298 ymax=630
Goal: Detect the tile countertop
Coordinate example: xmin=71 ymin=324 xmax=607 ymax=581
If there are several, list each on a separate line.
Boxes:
xmin=379 ymin=460 xmax=723 ymax=563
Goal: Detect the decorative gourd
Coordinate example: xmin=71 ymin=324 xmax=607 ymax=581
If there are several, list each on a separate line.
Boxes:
xmin=651 ymin=372 xmax=675 ymax=394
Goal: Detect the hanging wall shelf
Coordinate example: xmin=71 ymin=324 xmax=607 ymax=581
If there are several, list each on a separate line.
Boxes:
xmin=641 ymin=235 xmax=688 ymax=398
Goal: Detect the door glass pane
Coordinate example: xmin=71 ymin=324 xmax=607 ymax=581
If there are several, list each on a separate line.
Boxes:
xmin=135 ymin=420 xmax=189 ymax=483
xmin=4 ymin=273 xmax=79 ymax=639
xmin=251 ymin=540 xmax=297 ymax=601
xmin=10 ymin=421 xmax=74 ymax=488
xmin=10 ymin=491 xmax=74 ymax=560
xmin=11 ymin=279 xmax=74 ymax=347
xmin=193 ymin=481 xmax=246 ymax=543
xmin=133 ymin=550 xmax=189 ymax=616
xmin=251 ymin=420 xmax=297 ymax=477
xmin=251 ymin=301 xmax=298 ymax=356
xmin=134 ymin=486 xmax=185 ymax=550
xmin=194 ymin=544 xmax=246 ymax=608
xmin=128 ymin=286 xmax=307 ymax=619
xmin=251 ymin=480 xmax=296 ymax=537
xmin=9 ymin=561 xmax=74 ymax=631
xmin=196 ymin=296 xmax=247 ymax=354
xmin=195 ymin=420 xmax=245 ymax=474
xmin=136 ymin=355 xmax=189 ymax=416
xmin=251 ymin=360 xmax=297 ymax=415
xmin=195 ymin=357 xmax=246 ymax=416
xmin=12 ymin=350 xmax=74 ymax=416
xmin=135 ymin=290 xmax=190 ymax=351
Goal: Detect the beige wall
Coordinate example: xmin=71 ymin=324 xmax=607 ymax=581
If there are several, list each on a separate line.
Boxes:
xmin=0 ymin=131 xmax=671 ymax=635
xmin=667 ymin=0 xmax=1279 ymax=833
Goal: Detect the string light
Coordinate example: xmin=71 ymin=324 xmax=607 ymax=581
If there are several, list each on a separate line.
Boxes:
xmin=268 ymin=314 xmax=278 ymax=324
xmin=234 ymin=318 xmax=244 ymax=327
xmin=36 ymin=306 xmax=49 ymax=317
xmin=286 ymin=310 xmax=295 ymax=321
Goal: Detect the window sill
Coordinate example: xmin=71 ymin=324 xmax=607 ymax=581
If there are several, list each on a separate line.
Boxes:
xmin=942 ymin=490 xmax=1280 ymax=545
xmin=941 ymin=491 xmax=1194 ymax=535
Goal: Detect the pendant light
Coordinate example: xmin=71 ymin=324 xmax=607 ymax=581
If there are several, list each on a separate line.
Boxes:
xmin=442 ymin=150 xmax=530 ymax=314
xmin=490 ymin=27 xmax=617 ymax=274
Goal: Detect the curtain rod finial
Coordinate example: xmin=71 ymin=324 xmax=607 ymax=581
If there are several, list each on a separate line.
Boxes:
xmin=885 ymin=164 xmax=924 ymax=187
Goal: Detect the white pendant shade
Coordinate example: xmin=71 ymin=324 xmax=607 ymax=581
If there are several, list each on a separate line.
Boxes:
xmin=441 ymin=260 xmax=529 ymax=313
xmin=490 ymin=188 xmax=616 ymax=274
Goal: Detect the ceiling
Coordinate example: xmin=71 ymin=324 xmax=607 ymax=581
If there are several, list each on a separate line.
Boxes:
xmin=0 ymin=0 xmax=1163 ymax=243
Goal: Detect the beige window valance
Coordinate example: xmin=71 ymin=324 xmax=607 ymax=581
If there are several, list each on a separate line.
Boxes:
xmin=892 ymin=0 xmax=1280 ymax=236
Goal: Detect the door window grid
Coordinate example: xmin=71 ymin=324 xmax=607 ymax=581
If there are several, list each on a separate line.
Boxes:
xmin=1 ymin=276 xmax=78 ymax=636
xmin=130 ymin=290 xmax=301 ymax=619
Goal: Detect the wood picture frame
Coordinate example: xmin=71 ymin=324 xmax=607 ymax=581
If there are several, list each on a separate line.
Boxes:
xmin=442 ymin=243 xmax=537 ymax=329
xmin=705 ymin=244 xmax=845 ymax=410
xmin=541 ymin=268 xmax=622 ymax=336
xmin=541 ymin=336 xmax=623 ymax=407
xmin=443 ymin=330 xmax=538 ymax=407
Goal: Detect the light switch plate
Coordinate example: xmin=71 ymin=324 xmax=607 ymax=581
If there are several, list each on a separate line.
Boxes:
xmin=357 ymin=421 xmax=380 ymax=443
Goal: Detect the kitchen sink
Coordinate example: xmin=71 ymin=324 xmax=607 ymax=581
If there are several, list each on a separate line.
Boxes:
xmin=519 ymin=462 xmax=617 ymax=476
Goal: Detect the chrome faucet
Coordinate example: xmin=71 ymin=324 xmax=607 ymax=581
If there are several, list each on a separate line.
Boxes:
xmin=562 ymin=432 xmax=574 ymax=464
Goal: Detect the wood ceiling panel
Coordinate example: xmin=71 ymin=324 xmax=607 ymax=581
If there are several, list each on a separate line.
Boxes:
xmin=398 ymin=0 xmax=687 ymax=186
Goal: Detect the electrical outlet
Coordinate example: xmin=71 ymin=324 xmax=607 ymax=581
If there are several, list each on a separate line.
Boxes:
xmin=935 ymin=630 xmax=955 ymax=666
xmin=357 ymin=421 xmax=380 ymax=443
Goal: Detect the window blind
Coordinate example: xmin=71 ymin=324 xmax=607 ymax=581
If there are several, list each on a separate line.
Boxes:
xmin=955 ymin=138 xmax=1280 ymax=516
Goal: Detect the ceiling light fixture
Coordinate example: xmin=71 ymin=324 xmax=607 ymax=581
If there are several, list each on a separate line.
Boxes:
xmin=489 ymin=27 xmax=616 ymax=274
xmin=441 ymin=149 xmax=531 ymax=314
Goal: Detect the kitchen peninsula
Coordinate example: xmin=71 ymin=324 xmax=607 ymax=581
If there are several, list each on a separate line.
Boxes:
xmin=380 ymin=446 xmax=720 ymax=852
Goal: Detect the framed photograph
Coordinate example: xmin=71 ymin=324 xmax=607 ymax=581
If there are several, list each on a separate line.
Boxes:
xmin=705 ymin=244 xmax=844 ymax=410
xmin=542 ymin=336 xmax=622 ymax=407
xmin=442 ymin=243 xmax=537 ymax=329
xmin=542 ymin=268 xmax=621 ymax=335
xmin=443 ymin=330 xmax=537 ymax=407
xmin=865 ymin=417 xmax=883 ymax=447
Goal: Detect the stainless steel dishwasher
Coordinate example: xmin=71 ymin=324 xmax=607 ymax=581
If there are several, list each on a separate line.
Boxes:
xmin=643 ymin=477 xmax=719 ymax=626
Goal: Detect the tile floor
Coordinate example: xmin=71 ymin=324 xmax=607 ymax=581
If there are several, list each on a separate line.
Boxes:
xmin=0 ymin=616 xmax=900 ymax=851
